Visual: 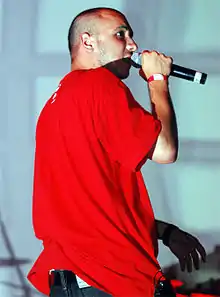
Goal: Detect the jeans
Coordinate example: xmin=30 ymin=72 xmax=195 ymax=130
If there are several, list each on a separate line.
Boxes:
xmin=49 ymin=270 xmax=176 ymax=297
xmin=49 ymin=270 xmax=111 ymax=297
xmin=50 ymin=285 xmax=111 ymax=297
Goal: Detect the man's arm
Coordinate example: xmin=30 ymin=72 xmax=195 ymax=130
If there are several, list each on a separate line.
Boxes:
xmin=140 ymin=50 xmax=178 ymax=164
xmin=155 ymin=220 xmax=206 ymax=272
xmin=155 ymin=219 xmax=170 ymax=239
xmin=148 ymin=81 xmax=178 ymax=163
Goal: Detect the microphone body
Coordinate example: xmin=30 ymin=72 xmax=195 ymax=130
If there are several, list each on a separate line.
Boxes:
xmin=131 ymin=52 xmax=207 ymax=85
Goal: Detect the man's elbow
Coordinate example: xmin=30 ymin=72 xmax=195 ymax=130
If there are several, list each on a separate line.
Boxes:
xmin=151 ymin=147 xmax=178 ymax=164
xmin=163 ymin=149 xmax=178 ymax=163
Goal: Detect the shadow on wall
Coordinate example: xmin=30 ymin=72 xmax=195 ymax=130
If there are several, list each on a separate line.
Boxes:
xmin=0 ymin=212 xmax=36 ymax=297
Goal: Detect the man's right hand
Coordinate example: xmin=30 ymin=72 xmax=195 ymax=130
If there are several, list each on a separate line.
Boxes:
xmin=140 ymin=50 xmax=173 ymax=80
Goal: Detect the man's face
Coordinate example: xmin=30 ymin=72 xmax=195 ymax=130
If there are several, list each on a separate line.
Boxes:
xmin=94 ymin=11 xmax=138 ymax=79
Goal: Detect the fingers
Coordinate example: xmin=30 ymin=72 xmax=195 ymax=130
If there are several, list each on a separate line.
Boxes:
xmin=190 ymin=249 xmax=200 ymax=270
xmin=171 ymin=230 xmax=207 ymax=273
xmin=141 ymin=50 xmax=173 ymax=77
xmin=184 ymin=249 xmax=201 ymax=272
xmin=186 ymin=254 xmax=193 ymax=273
xmin=179 ymin=256 xmax=186 ymax=272
xmin=195 ymin=240 xmax=207 ymax=263
xmin=179 ymin=237 xmax=206 ymax=272
xmin=189 ymin=235 xmax=207 ymax=263
xmin=179 ymin=251 xmax=196 ymax=273
xmin=142 ymin=50 xmax=172 ymax=62
xmin=179 ymin=254 xmax=193 ymax=273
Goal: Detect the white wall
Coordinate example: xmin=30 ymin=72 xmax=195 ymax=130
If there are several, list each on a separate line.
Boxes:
xmin=0 ymin=0 xmax=219 ymax=296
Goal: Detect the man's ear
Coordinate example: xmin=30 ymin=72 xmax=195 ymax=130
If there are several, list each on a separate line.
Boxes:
xmin=80 ymin=32 xmax=95 ymax=51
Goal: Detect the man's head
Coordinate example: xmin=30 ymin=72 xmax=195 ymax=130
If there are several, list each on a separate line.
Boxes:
xmin=68 ymin=7 xmax=138 ymax=79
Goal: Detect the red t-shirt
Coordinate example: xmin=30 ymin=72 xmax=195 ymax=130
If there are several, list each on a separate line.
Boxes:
xmin=27 ymin=67 xmax=162 ymax=297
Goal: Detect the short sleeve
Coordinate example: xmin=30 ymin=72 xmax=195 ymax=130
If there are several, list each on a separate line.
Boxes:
xmin=93 ymin=69 xmax=161 ymax=170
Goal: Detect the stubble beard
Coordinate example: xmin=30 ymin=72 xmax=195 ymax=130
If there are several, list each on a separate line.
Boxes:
xmin=96 ymin=45 xmax=130 ymax=80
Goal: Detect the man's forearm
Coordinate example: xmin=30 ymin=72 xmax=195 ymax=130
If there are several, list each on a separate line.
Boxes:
xmin=148 ymin=81 xmax=178 ymax=163
xmin=155 ymin=220 xmax=174 ymax=240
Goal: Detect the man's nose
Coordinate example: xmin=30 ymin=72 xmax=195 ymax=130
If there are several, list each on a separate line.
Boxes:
xmin=127 ymin=38 xmax=138 ymax=53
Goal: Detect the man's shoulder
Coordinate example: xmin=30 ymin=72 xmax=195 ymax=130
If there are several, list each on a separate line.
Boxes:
xmin=86 ymin=67 xmax=121 ymax=85
xmin=90 ymin=68 xmax=128 ymax=93
xmin=64 ymin=67 xmax=121 ymax=86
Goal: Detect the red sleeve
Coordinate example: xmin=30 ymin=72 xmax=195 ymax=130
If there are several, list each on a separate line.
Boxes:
xmin=93 ymin=69 xmax=161 ymax=170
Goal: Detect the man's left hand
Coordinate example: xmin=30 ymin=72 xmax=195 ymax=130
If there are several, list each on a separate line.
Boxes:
xmin=168 ymin=228 xmax=206 ymax=272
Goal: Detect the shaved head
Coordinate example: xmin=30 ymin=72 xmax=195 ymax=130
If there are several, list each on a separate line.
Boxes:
xmin=68 ymin=7 xmax=126 ymax=56
xmin=67 ymin=7 xmax=137 ymax=78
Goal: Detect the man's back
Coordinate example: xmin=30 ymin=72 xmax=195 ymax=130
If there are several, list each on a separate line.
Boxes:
xmin=28 ymin=67 xmax=162 ymax=297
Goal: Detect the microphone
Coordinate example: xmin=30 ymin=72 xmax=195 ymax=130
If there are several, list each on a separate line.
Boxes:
xmin=131 ymin=52 xmax=207 ymax=85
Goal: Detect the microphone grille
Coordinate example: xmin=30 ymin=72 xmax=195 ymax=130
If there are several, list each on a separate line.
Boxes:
xmin=131 ymin=52 xmax=141 ymax=65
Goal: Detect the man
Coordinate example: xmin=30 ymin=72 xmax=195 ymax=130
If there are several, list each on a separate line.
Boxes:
xmin=27 ymin=7 xmax=206 ymax=297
